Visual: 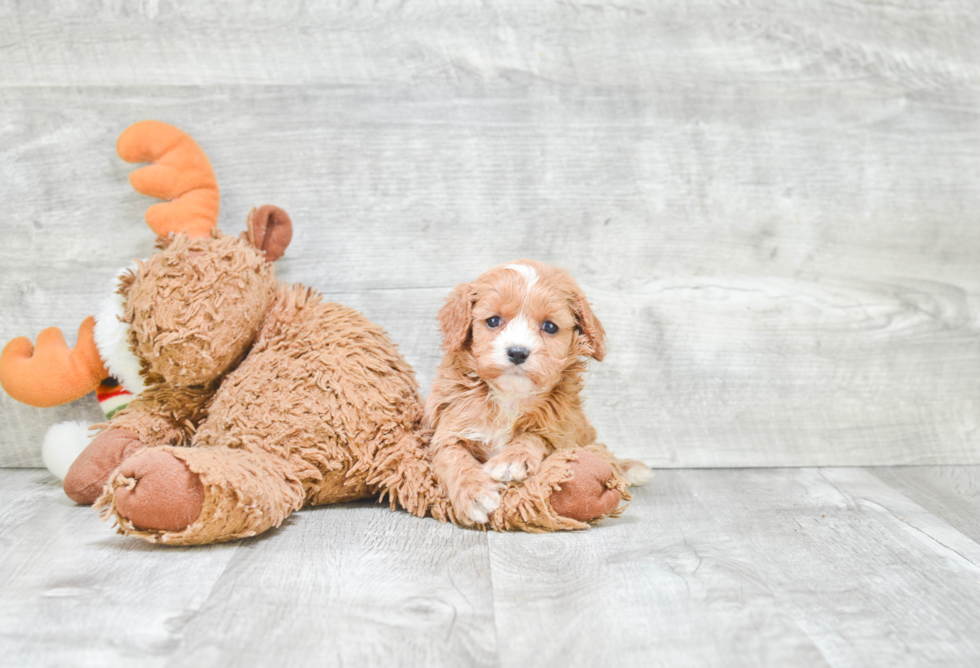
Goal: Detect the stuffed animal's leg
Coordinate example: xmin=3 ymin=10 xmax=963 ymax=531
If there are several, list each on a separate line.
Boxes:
xmin=487 ymin=446 xmax=633 ymax=532
xmin=62 ymin=386 xmax=211 ymax=504
xmin=580 ymin=442 xmax=654 ymax=488
xmin=95 ymin=446 xmax=305 ymax=545
xmin=62 ymin=429 xmax=147 ymax=504
xmin=358 ymin=429 xmax=457 ymax=523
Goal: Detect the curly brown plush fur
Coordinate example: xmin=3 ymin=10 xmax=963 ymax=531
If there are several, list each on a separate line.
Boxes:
xmin=78 ymin=228 xmax=451 ymax=543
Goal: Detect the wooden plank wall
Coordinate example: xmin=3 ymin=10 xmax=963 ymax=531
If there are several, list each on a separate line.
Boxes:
xmin=1 ymin=1 xmax=979 ymax=467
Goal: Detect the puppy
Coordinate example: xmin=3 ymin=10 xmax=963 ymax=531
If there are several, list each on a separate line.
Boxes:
xmin=425 ymin=260 xmax=651 ymax=525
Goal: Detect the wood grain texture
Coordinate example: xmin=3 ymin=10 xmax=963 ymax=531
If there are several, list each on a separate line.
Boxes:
xmin=487 ymin=471 xmax=829 ymax=666
xmin=0 ymin=469 xmax=495 ymax=667
xmin=5 ymin=466 xmax=980 ymax=666
xmin=678 ymin=468 xmax=980 ymax=666
xmin=0 ymin=1 xmax=977 ymax=88
xmin=868 ymin=465 xmax=980 ymax=543
xmin=0 ymin=468 xmax=62 ymax=542
xmin=488 ymin=468 xmax=980 ymax=666
xmin=2 ymin=1 xmax=980 ymax=467
xmin=164 ymin=504 xmax=495 ymax=668
xmin=0 ymin=473 xmax=244 ymax=666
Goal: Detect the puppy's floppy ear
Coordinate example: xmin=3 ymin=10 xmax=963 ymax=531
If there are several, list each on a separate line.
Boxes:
xmin=571 ymin=290 xmax=607 ymax=361
xmin=438 ymin=282 xmax=476 ymax=353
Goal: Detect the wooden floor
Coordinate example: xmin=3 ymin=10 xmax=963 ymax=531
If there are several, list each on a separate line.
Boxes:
xmin=2 ymin=467 xmax=980 ymax=667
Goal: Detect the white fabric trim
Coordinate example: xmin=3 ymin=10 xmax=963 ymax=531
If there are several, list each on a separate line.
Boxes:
xmin=93 ymin=266 xmax=146 ymax=395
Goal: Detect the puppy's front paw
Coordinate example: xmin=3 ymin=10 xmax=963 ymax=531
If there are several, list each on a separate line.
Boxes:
xmin=485 ymin=460 xmax=527 ymax=483
xmin=457 ymin=481 xmax=502 ymax=525
xmin=468 ymin=491 xmax=501 ymax=524
xmin=484 ymin=450 xmax=542 ymax=483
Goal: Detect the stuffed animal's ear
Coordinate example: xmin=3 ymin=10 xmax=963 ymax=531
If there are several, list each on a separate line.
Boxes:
xmin=571 ymin=290 xmax=607 ymax=361
xmin=438 ymin=283 xmax=476 ymax=353
xmin=243 ymin=205 xmax=293 ymax=262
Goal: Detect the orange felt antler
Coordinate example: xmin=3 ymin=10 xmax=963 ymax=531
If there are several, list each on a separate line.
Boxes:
xmin=0 ymin=317 xmax=109 ymax=407
xmin=116 ymin=120 xmax=220 ymax=238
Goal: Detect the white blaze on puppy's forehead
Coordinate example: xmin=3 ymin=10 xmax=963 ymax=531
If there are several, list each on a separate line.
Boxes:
xmin=505 ymin=263 xmax=538 ymax=289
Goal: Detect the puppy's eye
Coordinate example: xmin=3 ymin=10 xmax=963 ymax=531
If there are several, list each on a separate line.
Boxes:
xmin=486 ymin=316 xmax=502 ymax=329
xmin=542 ymin=321 xmax=559 ymax=335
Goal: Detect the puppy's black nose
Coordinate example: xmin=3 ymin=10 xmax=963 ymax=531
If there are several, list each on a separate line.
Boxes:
xmin=507 ymin=347 xmax=530 ymax=365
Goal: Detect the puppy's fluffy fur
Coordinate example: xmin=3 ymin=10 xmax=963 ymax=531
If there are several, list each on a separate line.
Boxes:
xmin=425 ymin=260 xmax=651 ymax=525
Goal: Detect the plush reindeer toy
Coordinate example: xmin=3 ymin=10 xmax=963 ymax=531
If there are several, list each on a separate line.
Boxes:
xmin=0 ymin=121 xmax=634 ymax=544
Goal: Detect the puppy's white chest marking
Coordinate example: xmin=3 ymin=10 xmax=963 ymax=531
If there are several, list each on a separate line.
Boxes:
xmin=462 ymin=422 xmax=515 ymax=455
xmin=462 ymin=394 xmax=528 ymax=455
xmin=485 ymin=389 xmax=537 ymax=454
xmin=491 ymin=391 xmax=525 ymax=425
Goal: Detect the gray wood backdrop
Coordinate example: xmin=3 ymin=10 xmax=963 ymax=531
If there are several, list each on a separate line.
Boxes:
xmin=2 ymin=1 xmax=979 ymax=468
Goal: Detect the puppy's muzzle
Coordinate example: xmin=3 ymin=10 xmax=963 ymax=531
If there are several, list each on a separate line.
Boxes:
xmin=507 ymin=347 xmax=530 ymax=365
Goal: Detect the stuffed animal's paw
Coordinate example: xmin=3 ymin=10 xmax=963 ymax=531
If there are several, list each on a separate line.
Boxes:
xmin=62 ymin=428 xmax=146 ymax=505
xmin=549 ymin=452 xmax=623 ymax=522
xmin=111 ymin=449 xmax=205 ymax=533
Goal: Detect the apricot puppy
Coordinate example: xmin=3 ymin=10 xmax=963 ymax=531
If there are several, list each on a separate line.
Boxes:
xmin=426 ymin=260 xmax=650 ymax=525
